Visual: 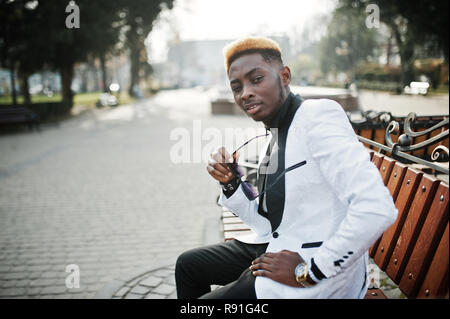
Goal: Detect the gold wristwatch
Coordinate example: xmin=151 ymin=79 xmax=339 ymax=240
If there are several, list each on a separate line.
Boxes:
xmin=294 ymin=262 xmax=315 ymax=288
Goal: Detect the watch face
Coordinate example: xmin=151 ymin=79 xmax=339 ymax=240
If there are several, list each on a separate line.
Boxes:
xmin=295 ymin=263 xmax=307 ymax=282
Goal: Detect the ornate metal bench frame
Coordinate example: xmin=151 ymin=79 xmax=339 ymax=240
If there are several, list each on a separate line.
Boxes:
xmin=355 ymin=112 xmax=449 ymax=175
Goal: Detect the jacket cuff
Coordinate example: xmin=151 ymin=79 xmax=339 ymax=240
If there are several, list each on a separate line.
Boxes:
xmin=310 ymin=258 xmax=327 ymax=282
xmin=220 ymin=177 xmax=241 ymax=198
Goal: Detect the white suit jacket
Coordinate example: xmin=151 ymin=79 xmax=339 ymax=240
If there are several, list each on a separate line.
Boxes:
xmin=218 ymin=99 xmax=398 ymax=299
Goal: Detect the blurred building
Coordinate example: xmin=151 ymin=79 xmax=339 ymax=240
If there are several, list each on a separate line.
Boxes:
xmin=153 ymin=35 xmax=291 ymax=89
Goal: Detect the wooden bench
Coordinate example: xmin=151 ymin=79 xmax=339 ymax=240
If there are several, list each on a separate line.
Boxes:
xmin=0 ymin=106 xmax=40 ymax=130
xmin=220 ymin=150 xmax=449 ymax=299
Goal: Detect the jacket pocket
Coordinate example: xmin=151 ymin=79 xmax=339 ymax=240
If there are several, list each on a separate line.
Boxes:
xmin=301 ymin=241 xmax=323 ymax=249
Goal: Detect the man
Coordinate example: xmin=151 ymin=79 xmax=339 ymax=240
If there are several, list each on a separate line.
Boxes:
xmin=175 ymin=37 xmax=397 ymax=299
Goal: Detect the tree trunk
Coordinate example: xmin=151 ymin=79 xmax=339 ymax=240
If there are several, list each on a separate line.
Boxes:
xmin=79 ymin=66 xmax=88 ymax=93
xmin=88 ymin=57 xmax=100 ymax=92
xmin=385 ymin=35 xmax=393 ymax=66
xmin=60 ymin=64 xmax=74 ymax=110
xmin=392 ymin=25 xmax=415 ymax=86
xmin=398 ymin=43 xmax=415 ymax=87
xmin=100 ymin=55 xmax=108 ymax=93
xmin=19 ymin=72 xmax=31 ymax=105
xmin=128 ymin=45 xmax=140 ymax=97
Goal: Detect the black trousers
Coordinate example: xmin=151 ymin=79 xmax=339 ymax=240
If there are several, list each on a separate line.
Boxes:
xmin=175 ymin=239 xmax=269 ymax=299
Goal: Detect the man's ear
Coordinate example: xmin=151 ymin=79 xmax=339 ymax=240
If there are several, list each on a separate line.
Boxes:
xmin=279 ymin=66 xmax=291 ymax=86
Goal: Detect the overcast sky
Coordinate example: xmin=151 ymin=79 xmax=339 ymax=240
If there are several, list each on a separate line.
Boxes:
xmin=147 ymin=0 xmax=337 ymax=63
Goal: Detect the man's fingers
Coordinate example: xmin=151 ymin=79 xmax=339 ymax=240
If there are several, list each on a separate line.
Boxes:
xmin=250 ymin=261 xmax=273 ymax=273
xmin=281 ymin=250 xmax=297 ymax=256
xmin=207 ymin=164 xmax=224 ymax=177
xmin=217 ymin=147 xmax=233 ymax=163
xmin=207 ymin=165 xmax=230 ymax=183
xmin=208 ymin=159 xmax=232 ymax=177
xmin=250 ymin=259 xmax=270 ymax=269
xmin=250 ymin=264 xmax=272 ymax=274
xmin=232 ymin=151 xmax=240 ymax=162
xmin=252 ymin=253 xmax=275 ymax=265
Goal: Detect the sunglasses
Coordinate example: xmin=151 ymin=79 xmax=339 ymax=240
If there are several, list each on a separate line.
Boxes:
xmin=225 ymin=133 xmax=307 ymax=201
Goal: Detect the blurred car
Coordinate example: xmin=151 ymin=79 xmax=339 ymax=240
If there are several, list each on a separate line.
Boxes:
xmin=404 ymin=81 xmax=430 ymax=95
xmin=96 ymin=93 xmax=119 ymax=108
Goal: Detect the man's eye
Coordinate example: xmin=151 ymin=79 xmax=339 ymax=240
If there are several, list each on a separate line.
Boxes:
xmin=252 ymin=76 xmax=263 ymax=83
xmin=232 ymin=86 xmax=241 ymax=93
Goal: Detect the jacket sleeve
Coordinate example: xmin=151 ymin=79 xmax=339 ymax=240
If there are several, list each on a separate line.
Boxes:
xmin=218 ymin=185 xmax=272 ymax=238
xmin=299 ymin=99 xmax=398 ymax=279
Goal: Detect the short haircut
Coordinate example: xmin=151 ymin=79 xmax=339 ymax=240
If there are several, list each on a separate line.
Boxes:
xmin=223 ymin=37 xmax=283 ymax=73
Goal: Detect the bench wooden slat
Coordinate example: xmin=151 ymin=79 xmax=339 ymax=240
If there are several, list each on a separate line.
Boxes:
xmin=222 ymin=216 xmax=245 ymax=224
xmin=373 ymin=128 xmax=385 ymax=146
xmin=223 ymin=223 xmax=251 ymax=232
xmin=373 ymin=168 xmax=422 ymax=269
xmin=416 ymin=222 xmax=449 ymax=299
xmin=398 ymin=183 xmax=449 ymax=298
xmin=379 ymin=157 xmax=396 ymax=185
xmin=224 ymin=230 xmax=255 ymax=241
xmin=371 ymin=152 xmax=384 ymax=169
xmin=369 ymin=161 xmax=408 ymax=258
xmin=222 ymin=211 xmax=237 ymax=218
xmin=385 ymin=175 xmax=440 ymax=283
xmin=386 ymin=162 xmax=408 ymax=202
xmin=369 ymin=153 xmax=393 ymax=258
xmin=411 ymin=128 xmax=427 ymax=157
xmin=364 ymin=288 xmax=388 ymax=299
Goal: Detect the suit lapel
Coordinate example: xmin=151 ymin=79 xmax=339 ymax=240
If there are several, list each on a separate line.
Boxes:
xmin=258 ymin=93 xmax=303 ymax=231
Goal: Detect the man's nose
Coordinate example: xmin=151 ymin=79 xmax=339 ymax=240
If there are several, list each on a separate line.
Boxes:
xmin=241 ymin=85 xmax=255 ymax=102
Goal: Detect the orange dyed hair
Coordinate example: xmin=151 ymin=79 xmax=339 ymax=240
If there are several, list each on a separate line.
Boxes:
xmin=223 ymin=37 xmax=282 ymax=73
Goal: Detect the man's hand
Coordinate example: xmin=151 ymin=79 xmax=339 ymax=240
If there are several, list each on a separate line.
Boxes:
xmin=250 ymin=250 xmax=304 ymax=287
xmin=206 ymin=147 xmax=239 ymax=183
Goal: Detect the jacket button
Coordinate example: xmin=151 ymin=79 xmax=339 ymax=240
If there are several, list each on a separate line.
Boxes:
xmin=272 ymin=232 xmax=279 ymax=238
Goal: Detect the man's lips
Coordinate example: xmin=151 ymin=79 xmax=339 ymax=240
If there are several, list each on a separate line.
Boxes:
xmin=244 ymin=102 xmax=262 ymax=115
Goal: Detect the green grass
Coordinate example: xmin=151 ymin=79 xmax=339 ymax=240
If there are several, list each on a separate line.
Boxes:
xmin=0 ymin=94 xmax=61 ymax=104
xmin=73 ymin=92 xmax=101 ymax=107
xmin=0 ymin=91 xmax=137 ymax=108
